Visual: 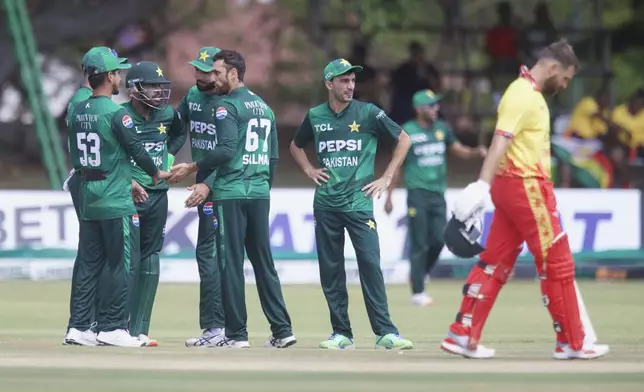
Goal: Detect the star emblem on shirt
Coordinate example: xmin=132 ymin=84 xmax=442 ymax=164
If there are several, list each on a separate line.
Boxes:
xmin=157 ymin=123 xmax=167 ymax=134
xmin=366 ymin=219 xmax=376 ymax=230
xmin=156 ymin=67 xmax=163 ymax=77
xmin=340 ymin=59 xmax=351 ymax=67
xmin=199 ymin=50 xmax=209 ymax=61
xmin=348 ymin=121 xmax=360 ymax=132
xmin=435 ymin=130 xmax=444 ymax=140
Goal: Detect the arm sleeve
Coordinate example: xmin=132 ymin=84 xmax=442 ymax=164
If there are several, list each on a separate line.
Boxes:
xmin=269 ymin=119 xmax=278 ymax=188
xmin=167 ymin=108 xmax=187 ymax=155
xmin=370 ymin=105 xmax=402 ymax=140
xmin=293 ymin=112 xmax=314 ymax=148
xmin=494 ymin=87 xmax=530 ymax=139
xmin=176 ymin=95 xmax=189 ymax=124
xmin=112 ymin=108 xmax=159 ymax=177
xmin=444 ymin=124 xmax=457 ymax=146
xmin=203 ymin=169 xmax=217 ymax=190
xmin=196 ymin=101 xmax=238 ymax=170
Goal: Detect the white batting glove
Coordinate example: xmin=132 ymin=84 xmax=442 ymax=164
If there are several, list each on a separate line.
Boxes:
xmin=453 ymin=180 xmax=490 ymax=222
xmin=62 ymin=169 xmax=75 ymax=191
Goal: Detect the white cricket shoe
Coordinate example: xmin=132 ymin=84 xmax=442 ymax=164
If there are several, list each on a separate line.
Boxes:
xmin=410 ymin=293 xmax=433 ymax=307
xmin=97 ymin=329 xmax=146 ymax=347
xmin=440 ymin=332 xmax=495 ymax=359
xmin=264 ymin=335 xmax=297 ymax=348
xmin=213 ymin=337 xmax=250 ymax=349
xmin=553 ymin=343 xmax=610 ymax=360
xmin=185 ymin=328 xmax=225 ymax=347
xmin=138 ymin=334 xmax=158 ymax=347
xmin=63 ymin=328 xmax=99 ymax=346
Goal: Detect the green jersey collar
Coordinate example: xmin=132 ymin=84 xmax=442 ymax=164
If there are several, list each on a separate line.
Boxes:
xmin=327 ymin=99 xmax=354 ymax=117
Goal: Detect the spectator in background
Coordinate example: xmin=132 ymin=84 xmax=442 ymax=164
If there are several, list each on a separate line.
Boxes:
xmin=389 ymin=41 xmax=441 ymax=124
xmin=611 ymin=89 xmax=644 ymax=157
xmin=564 ymin=86 xmax=611 ymax=140
xmin=485 ymin=2 xmax=521 ymax=105
xmin=348 ymin=42 xmax=382 ymax=108
xmin=520 ymin=2 xmax=558 ymax=66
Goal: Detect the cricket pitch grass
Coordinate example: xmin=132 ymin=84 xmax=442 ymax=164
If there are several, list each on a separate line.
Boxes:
xmin=0 ymin=280 xmax=642 ymax=391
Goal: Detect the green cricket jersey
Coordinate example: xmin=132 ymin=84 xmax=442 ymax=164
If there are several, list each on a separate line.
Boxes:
xmin=66 ymin=86 xmax=93 ymax=169
xmin=122 ymin=101 xmax=185 ymax=190
xmin=402 ymin=119 xmax=456 ymax=193
xmin=198 ymin=87 xmax=278 ymax=200
xmin=293 ymin=100 xmax=402 ymax=212
xmin=176 ymin=86 xmax=221 ymax=184
xmin=70 ymin=96 xmax=159 ymax=220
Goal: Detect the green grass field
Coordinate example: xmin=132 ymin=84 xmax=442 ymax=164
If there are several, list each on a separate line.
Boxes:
xmin=0 ymin=280 xmax=643 ymax=391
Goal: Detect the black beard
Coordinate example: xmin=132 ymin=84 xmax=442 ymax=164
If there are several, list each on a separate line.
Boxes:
xmin=196 ymin=81 xmax=216 ymax=92
xmin=112 ymin=87 xmax=119 ymax=95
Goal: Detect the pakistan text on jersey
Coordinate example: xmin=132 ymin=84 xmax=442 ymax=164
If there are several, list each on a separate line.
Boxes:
xmin=322 ymin=156 xmax=359 ymax=168
xmin=132 ymin=155 xmax=164 ymax=167
xmin=192 ymin=138 xmax=217 ymax=150
xmin=242 ymin=153 xmax=269 ymax=165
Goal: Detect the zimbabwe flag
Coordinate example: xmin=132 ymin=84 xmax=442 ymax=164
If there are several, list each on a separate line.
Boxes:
xmin=551 ymin=136 xmax=613 ymax=188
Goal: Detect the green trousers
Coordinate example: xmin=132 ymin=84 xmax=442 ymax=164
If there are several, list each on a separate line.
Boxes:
xmin=128 ymin=190 xmax=167 ymax=336
xmin=313 ymin=209 xmax=398 ymax=339
xmin=195 ymin=196 xmax=225 ymax=330
xmin=406 ymin=189 xmax=447 ymax=294
xmin=214 ymin=198 xmax=292 ymax=341
xmin=68 ymin=216 xmax=140 ymax=332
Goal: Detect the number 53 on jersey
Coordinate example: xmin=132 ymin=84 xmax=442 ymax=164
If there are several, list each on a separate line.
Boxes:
xmin=243 ymin=118 xmax=271 ymax=166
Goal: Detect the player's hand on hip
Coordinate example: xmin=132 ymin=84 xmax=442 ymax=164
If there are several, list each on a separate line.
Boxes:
xmin=362 ymin=176 xmax=392 ymax=200
xmin=185 ymin=183 xmax=210 ymax=208
xmin=131 ymin=180 xmax=149 ymax=204
xmin=384 ymin=197 xmax=394 ymax=215
xmin=453 ymin=180 xmax=490 ymax=221
xmin=305 ymin=167 xmax=330 ymax=186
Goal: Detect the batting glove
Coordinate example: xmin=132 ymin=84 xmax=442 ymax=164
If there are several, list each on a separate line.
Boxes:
xmin=453 ymin=179 xmax=490 ymax=222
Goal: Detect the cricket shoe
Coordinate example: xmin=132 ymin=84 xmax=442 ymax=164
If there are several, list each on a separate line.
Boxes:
xmin=375 ymin=333 xmax=414 ymax=350
xmin=410 ymin=293 xmax=433 ymax=307
xmin=185 ymin=328 xmax=225 ymax=347
xmin=138 ymin=334 xmax=158 ymax=347
xmin=553 ymin=342 xmax=610 ymax=360
xmin=264 ymin=335 xmax=297 ymax=348
xmin=213 ymin=337 xmax=250 ymax=349
xmin=319 ymin=333 xmax=355 ymax=350
xmin=63 ymin=328 xmax=99 ymax=346
xmin=97 ymin=329 xmax=146 ymax=347
xmin=440 ymin=332 xmax=495 ymax=359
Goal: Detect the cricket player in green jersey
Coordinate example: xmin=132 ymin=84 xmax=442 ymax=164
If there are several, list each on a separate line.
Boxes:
xmin=64 ymin=51 xmax=170 ymax=347
xmin=172 ymin=46 xmax=226 ymax=347
xmin=63 ymin=46 xmax=129 ymax=344
xmin=171 ymin=50 xmax=295 ymax=349
xmin=290 ymin=58 xmax=414 ymax=350
xmin=384 ymin=90 xmax=486 ymax=306
xmin=122 ymin=61 xmax=186 ymax=346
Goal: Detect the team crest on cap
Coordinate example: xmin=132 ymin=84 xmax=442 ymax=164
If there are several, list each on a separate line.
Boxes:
xmin=132 ymin=214 xmax=140 ymax=227
xmin=203 ymin=201 xmax=213 ymax=215
xmin=215 ymin=107 xmax=228 ymax=119
xmin=122 ymin=115 xmax=134 ymax=128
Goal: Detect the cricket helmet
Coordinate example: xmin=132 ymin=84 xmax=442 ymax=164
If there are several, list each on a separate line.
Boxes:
xmin=444 ymin=215 xmax=485 ymax=259
xmin=126 ymin=61 xmax=171 ymax=109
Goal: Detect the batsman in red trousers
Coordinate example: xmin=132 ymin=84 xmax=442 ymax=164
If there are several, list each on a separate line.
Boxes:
xmin=441 ymin=39 xmax=610 ymax=360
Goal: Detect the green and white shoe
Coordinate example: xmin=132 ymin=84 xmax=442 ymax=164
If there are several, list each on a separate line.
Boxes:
xmin=319 ymin=333 xmax=355 ymax=350
xmin=375 ymin=333 xmax=413 ymax=350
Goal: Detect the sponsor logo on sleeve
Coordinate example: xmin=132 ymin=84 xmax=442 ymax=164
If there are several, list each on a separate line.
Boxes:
xmin=122 ymin=115 xmax=134 ymax=128
xmin=215 ymin=107 xmax=228 ymax=119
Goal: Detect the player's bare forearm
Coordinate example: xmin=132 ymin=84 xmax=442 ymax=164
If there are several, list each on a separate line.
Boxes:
xmin=450 ymin=142 xmax=478 ymax=159
xmin=383 ymin=131 xmax=411 ymax=180
xmin=386 ymin=167 xmax=401 ymax=200
xmin=290 ymin=141 xmax=316 ymax=174
xmin=479 ymin=134 xmax=512 ymax=184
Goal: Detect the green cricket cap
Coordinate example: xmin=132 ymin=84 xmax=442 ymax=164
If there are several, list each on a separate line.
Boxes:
xmin=412 ymin=89 xmax=442 ymax=107
xmin=81 ymin=46 xmax=127 ymax=70
xmin=84 ymin=51 xmax=132 ymax=75
xmin=323 ymin=58 xmax=363 ymax=81
xmin=189 ymin=46 xmax=222 ymax=72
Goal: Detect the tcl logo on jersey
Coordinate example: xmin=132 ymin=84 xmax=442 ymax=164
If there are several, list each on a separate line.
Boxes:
xmin=188 ymin=102 xmax=202 ymax=111
xmin=318 ymin=139 xmax=363 ymax=152
xmin=190 ymin=120 xmax=216 ymax=135
xmin=202 ymin=201 xmax=213 ymax=215
xmin=144 ymin=141 xmax=164 ymax=152
xmin=314 ymin=123 xmax=334 ymax=132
